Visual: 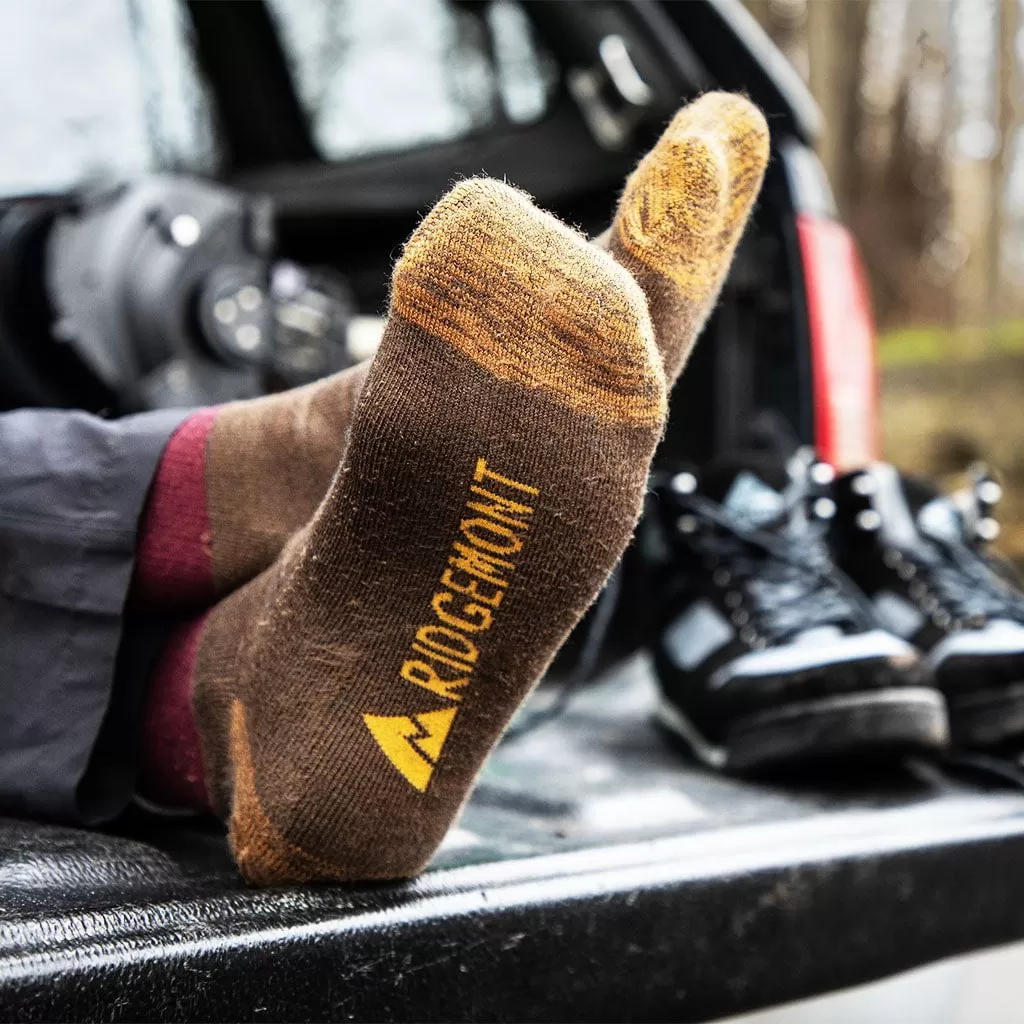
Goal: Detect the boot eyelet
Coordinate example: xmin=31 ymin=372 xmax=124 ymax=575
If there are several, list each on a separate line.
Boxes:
xmin=978 ymin=480 xmax=1003 ymax=504
xmin=813 ymin=497 xmax=836 ymax=520
xmin=852 ymin=474 xmax=877 ymax=496
xmin=671 ymin=471 xmax=698 ymax=495
xmin=713 ymin=568 xmax=731 ymax=587
xmin=677 ymin=515 xmax=698 ymax=535
xmin=977 ymin=517 xmax=1000 ymax=541
xmin=856 ymin=509 xmax=882 ymax=531
xmin=811 ymin=462 xmax=835 ymax=485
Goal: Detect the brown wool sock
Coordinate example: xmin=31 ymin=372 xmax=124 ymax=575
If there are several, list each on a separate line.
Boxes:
xmin=136 ymin=93 xmax=765 ymax=611
xmin=204 ymin=361 xmax=369 ymax=596
xmin=601 ymin=91 xmax=770 ymax=385
xmin=130 ymin=361 xmax=371 ymax=612
xmin=182 ymin=179 xmax=666 ymax=883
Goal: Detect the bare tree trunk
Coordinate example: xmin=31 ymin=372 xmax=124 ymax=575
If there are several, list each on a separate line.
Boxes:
xmin=988 ymin=0 xmax=1020 ymax=325
xmin=743 ymin=0 xmax=809 ymax=79
xmin=948 ymin=0 xmax=995 ymax=334
xmin=806 ymin=0 xmax=870 ymax=214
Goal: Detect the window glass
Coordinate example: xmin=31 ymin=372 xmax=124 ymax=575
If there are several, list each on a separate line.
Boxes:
xmin=488 ymin=0 xmax=554 ymax=125
xmin=268 ymin=0 xmax=557 ymax=162
xmin=0 ymin=0 xmax=220 ymax=196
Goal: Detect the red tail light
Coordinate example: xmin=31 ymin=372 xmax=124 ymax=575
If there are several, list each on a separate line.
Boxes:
xmin=796 ymin=213 xmax=879 ymax=471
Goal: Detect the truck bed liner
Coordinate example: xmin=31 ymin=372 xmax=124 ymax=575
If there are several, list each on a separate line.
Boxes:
xmin=2 ymin=659 xmax=1023 ymax=1021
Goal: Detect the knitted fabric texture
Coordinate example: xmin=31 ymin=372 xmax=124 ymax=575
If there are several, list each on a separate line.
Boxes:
xmin=174 ymin=178 xmax=666 ymax=883
xmin=138 ymin=614 xmax=212 ymax=811
xmin=132 ymin=366 xmax=369 ymax=612
xmin=137 ymin=93 xmax=769 ymax=838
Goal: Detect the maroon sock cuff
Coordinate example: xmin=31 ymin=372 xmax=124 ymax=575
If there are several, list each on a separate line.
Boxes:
xmin=138 ymin=614 xmax=213 ymax=813
xmin=132 ymin=409 xmax=219 ymax=609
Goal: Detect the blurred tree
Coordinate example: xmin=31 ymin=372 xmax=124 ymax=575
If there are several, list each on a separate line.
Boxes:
xmin=851 ymin=79 xmax=952 ymax=326
xmin=990 ymin=0 xmax=1021 ymax=322
xmin=806 ymin=0 xmax=869 ymax=211
xmin=743 ymin=0 xmax=809 ymax=79
xmin=744 ymin=0 xmax=1022 ymax=330
xmin=804 ymin=0 xmax=953 ymax=327
xmin=949 ymin=0 xmax=998 ymax=335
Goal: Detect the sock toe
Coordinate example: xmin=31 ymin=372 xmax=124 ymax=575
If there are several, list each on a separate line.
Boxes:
xmin=608 ymin=91 xmax=770 ymax=383
xmin=393 ymin=178 xmax=665 ymax=428
xmin=675 ymin=92 xmax=770 ymax=248
xmin=614 ymin=132 xmax=729 ymax=293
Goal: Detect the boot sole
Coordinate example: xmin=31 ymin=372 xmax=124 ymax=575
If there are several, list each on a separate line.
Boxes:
xmin=948 ymin=681 xmax=1024 ymax=748
xmin=656 ymin=687 xmax=949 ymax=772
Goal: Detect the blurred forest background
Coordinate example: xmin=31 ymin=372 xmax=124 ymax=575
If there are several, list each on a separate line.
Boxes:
xmin=745 ymin=0 xmax=1024 ymax=561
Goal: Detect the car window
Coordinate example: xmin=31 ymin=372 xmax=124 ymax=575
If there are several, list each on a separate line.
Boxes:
xmin=267 ymin=0 xmax=557 ymax=162
xmin=0 ymin=0 xmax=220 ymax=196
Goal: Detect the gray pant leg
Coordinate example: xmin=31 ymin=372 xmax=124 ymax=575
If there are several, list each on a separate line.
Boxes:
xmin=0 ymin=408 xmax=187 ymax=823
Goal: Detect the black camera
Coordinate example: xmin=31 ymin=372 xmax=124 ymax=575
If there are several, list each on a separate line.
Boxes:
xmin=0 ymin=176 xmax=358 ymax=412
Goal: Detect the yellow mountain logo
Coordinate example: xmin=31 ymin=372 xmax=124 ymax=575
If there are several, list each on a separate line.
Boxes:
xmin=362 ymin=707 xmax=458 ymax=792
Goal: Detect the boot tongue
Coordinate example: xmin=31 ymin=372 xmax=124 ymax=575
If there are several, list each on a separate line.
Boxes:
xmin=720 ymin=470 xmax=786 ymax=530
xmin=866 ymin=464 xmax=962 ymax=551
xmin=868 ymin=463 xmax=923 ymax=549
xmin=884 ymin=464 xmax=963 ymax=545
xmin=719 ymin=470 xmax=846 ymax=641
xmin=917 ymin=496 xmax=963 ymax=544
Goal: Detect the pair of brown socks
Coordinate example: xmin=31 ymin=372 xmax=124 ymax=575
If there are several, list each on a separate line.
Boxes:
xmin=133 ymin=93 xmax=769 ymax=884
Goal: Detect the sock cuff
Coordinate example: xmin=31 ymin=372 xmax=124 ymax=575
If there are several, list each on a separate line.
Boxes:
xmin=132 ymin=409 xmax=219 ymax=608
xmin=138 ymin=613 xmax=213 ymax=812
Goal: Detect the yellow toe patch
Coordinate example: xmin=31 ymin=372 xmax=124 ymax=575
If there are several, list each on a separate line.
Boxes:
xmin=391 ymin=179 xmax=665 ymax=428
xmin=616 ymin=133 xmax=728 ymax=296
xmin=613 ymin=92 xmax=770 ymax=297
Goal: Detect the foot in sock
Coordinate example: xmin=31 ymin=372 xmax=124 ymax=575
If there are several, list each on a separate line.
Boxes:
xmin=144 ymin=179 xmax=665 ymax=883
xmin=132 ymin=93 xmax=767 ymax=611
xmin=132 ymin=362 xmax=369 ymax=609
xmin=600 ymin=91 xmax=769 ymax=384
